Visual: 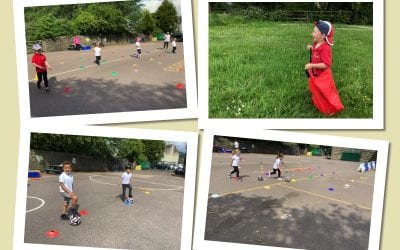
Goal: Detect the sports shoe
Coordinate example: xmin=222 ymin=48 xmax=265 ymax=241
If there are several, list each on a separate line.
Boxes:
xmin=37 ymin=84 xmax=41 ymax=89
xmin=45 ymin=88 xmax=51 ymax=94
xmin=277 ymin=178 xmax=283 ymax=181
xmin=60 ymin=214 xmax=69 ymax=220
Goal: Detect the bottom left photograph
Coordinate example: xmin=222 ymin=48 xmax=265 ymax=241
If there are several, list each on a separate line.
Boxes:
xmin=14 ymin=126 xmax=198 ymax=250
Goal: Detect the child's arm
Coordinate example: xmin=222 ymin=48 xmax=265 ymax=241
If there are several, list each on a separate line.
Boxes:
xmin=32 ymin=63 xmax=45 ymax=69
xmin=305 ymin=63 xmax=327 ymax=70
xmin=60 ymin=182 xmax=74 ymax=195
xmin=45 ymin=61 xmax=52 ymax=70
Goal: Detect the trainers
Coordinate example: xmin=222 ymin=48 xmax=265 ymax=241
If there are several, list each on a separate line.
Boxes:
xmin=60 ymin=214 xmax=69 ymax=220
xmin=45 ymin=88 xmax=51 ymax=94
xmin=37 ymin=84 xmax=41 ymax=89
xmin=277 ymin=178 xmax=283 ymax=181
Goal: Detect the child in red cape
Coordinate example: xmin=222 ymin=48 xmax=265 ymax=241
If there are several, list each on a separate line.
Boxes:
xmin=305 ymin=20 xmax=344 ymax=116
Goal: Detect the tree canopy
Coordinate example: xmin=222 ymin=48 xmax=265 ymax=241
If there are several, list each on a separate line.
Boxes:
xmin=153 ymin=0 xmax=179 ymax=32
xmin=24 ymin=0 xmax=181 ymax=41
xmin=30 ymin=133 xmax=166 ymax=163
xmin=209 ymin=2 xmax=373 ymax=25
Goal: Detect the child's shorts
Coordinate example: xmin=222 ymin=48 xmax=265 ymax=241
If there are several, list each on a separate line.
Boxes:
xmin=60 ymin=192 xmax=71 ymax=204
xmin=137 ymin=49 xmax=141 ymax=54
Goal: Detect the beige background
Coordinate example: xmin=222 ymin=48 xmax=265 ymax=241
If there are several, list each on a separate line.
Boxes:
xmin=0 ymin=0 xmax=398 ymax=249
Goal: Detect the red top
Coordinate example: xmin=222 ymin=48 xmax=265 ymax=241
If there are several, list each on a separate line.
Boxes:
xmin=311 ymin=42 xmax=332 ymax=76
xmin=32 ymin=53 xmax=47 ymax=73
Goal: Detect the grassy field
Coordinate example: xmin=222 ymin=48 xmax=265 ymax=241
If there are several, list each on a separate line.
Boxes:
xmin=209 ymin=14 xmax=373 ymax=118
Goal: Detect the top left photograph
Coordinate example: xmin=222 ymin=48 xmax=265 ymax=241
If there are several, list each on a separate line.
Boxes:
xmin=14 ymin=0 xmax=197 ymax=124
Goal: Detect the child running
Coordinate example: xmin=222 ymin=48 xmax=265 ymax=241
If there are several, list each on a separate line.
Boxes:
xmin=172 ymin=38 xmax=177 ymax=54
xmin=121 ymin=166 xmax=133 ymax=203
xmin=59 ymin=161 xmax=79 ymax=220
xmin=305 ymin=20 xmax=344 ymax=115
xmin=31 ymin=44 xmax=52 ymax=94
xmin=267 ymin=153 xmax=286 ymax=180
xmin=93 ymin=43 xmax=101 ymax=65
xmin=135 ymin=37 xmax=142 ymax=58
xmin=229 ymin=149 xmax=241 ymax=180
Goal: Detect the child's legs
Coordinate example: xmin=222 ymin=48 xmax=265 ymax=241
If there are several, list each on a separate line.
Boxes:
xmin=122 ymin=184 xmax=127 ymax=199
xmin=128 ymin=184 xmax=133 ymax=198
xmin=277 ymin=168 xmax=281 ymax=177
xmin=60 ymin=192 xmax=70 ymax=214
xmin=173 ymin=47 xmax=176 ymax=53
xmin=231 ymin=166 xmax=239 ymax=177
xmin=96 ymin=56 xmax=101 ymax=64
xmin=70 ymin=193 xmax=78 ymax=208
xmin=37 ymin=72 xmax=43 ymax=87
xmin=42 ymin=71 xmax=49 ymax=88
xmin=270 ymin=168 xmax=277 ymax=175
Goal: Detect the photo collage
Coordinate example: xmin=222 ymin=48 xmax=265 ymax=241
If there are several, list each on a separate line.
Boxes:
xmin=9 ymin=0 xmax=390 ymax=250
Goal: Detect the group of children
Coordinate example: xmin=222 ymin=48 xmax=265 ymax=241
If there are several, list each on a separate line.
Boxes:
xmin=228 ymin=150 xmax=286 ymax=181
xmin=31 ymin=33 xmax=178 ymax=94
xmin=58 ymin=161 xmax=134 ymax=222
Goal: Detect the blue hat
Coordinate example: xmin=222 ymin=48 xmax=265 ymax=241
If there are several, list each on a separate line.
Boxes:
xmin=315 ymin=20 xmax=334 ymax=46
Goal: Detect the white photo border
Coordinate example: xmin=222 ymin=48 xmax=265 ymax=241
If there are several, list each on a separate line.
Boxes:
xmin=14 ymin=124 xmax=198 ymax=250
xmin=14 ymin=0 xmax=197 ymax=125
xmin=198 ymin=0 xmax=384 ymax=129
xmin=193 ymin=129 xmax=389 ymax=250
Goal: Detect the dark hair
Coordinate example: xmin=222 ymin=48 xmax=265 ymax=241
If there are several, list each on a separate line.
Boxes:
xmin=125 ymin=165 xmax=131 ymax=170
xmin=63 ymin=161 xmax=72 ymax=167
xmin=277 ymin=153 xmax=284 ymax=158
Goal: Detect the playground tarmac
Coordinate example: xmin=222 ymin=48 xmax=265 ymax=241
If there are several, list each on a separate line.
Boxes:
xmin=27 ymin=42 xmax=186 ymax=117
xmin=25 ymin=169 xmax=185 ymax=249
xmin=205 ymin=153 xmax=375 ymax=250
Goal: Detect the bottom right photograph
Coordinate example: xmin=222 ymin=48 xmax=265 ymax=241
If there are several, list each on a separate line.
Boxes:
xmin=194 ymin=130 xmax=389 ymax=250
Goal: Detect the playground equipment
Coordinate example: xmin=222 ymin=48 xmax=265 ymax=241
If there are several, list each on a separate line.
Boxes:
xmin=28 ymin=170 xmax=42 ymax=180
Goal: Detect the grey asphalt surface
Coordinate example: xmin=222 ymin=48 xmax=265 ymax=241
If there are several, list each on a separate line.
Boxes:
xmin=25 ymin=170 xmax=185 ymax=249
xmin=205 ymin=153 xmax=375 ymax=250
xmin=27 ymin=42 xmax=186 ymax=117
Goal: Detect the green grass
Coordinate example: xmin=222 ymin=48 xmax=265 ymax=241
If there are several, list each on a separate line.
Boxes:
xmin=209 ymin=14 xmax=373 ymax=118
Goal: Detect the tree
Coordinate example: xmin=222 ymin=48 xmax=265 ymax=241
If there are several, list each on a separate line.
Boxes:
xmin=25 ymin=14 xmax=75 ymax=40
xmin=140 ymin=10 xmax=155 ymax=35
xmin=117 ymin=139 xmax=147 ymax=164
xmin=153 ymin=0 xmax=178 ymax=32
xmin=143 ymin=140 xmax=166 ymax=163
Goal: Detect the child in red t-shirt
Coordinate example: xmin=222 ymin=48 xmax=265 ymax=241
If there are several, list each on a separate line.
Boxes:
xmin=304 ymin=20 xmax=344 ymax=115
xmin=32 ymin=44 xmax=52 ymax=93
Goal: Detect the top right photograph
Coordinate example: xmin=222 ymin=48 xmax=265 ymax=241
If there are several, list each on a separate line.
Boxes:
xmin=198 ymin=1 xmax=383 ymax=129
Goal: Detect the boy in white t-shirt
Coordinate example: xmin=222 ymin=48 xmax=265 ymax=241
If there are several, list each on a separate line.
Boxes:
xmin=135 ymin=37 xmax=142 ymax=58
xmin=59 ymin=161 xmax=78 ymax=220
xmin=121 ymin=166 xmax=133 ymax=203
xmin=267 ymin=153 xmax=286 ymax=180
xmin=172 ymin=38 xmax=177 ymax=54
xmin=229 ymin=149 xmax=241 ymax=180
xmin=93 ymin=43 xmax=101 ymax=65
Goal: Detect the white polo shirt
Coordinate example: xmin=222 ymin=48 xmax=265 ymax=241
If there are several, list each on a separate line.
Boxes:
xmin=273 ymin=158 xmax=281 ymax=169
xmin=232 ymin=154 xmax=240 ymax=167
xmin=122 ymin=172 xmax=132 ymax=184
xmin=59 ymin=172 xmax=73 ymax=193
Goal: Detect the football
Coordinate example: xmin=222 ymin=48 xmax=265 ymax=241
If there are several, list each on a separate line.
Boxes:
xmin=69 ymin=215 xmax=81 ymax=226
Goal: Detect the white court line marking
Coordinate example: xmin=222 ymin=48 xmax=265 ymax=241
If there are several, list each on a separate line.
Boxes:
xmin=89 ymin=175 xmax=183 ymax=191
xmin=26 ymin=196 xmax=45 ymax=213
xmin=29 ymin=48 xmax=162 ymax=81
